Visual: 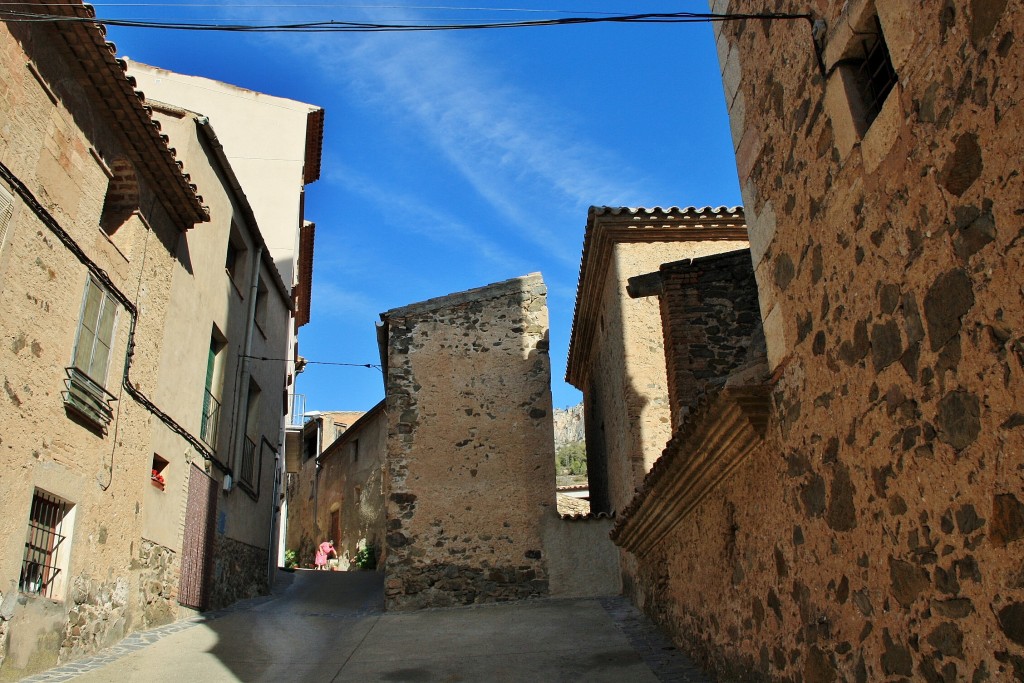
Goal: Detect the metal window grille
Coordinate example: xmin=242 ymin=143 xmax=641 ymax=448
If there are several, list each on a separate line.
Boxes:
xmin=854 ymin=18 xmax=898 ymax=127
xmin=0 ymin=184 xmax=13 ymax=254
xmin=21 ymin=491 xmax=69 ymax=598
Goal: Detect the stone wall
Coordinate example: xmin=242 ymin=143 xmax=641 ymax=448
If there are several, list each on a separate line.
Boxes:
xmin=565 ymin=207 xmax=749 ymax=515
xmin=208 ymin=535 xmax=268 ymax=611
xmin=612 ymin=2 xmax=1024 ymax=680
xmin=542 ymin=515 xmax=621 ymax=599
xmin=643 ymin=248 xmax=763 ymax=429
xmin=381 ymin=273 xmax=556 ymax=610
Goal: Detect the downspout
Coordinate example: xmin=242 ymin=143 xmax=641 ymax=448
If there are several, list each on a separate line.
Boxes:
xmin=229 ymin=243 xmax=262 ymax=483
xmin=268 ymin=451 xmax=281 ymax=585
xmin=313 ymin=416 xmax=323 ymax=540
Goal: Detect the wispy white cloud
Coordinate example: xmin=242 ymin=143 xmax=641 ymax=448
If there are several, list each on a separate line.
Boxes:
xmin=311 ymin=280 xmax=382 ymax=321
xmin=319 ymin=159 xmax=529 ymax=274
xmin=249 ymin=3 xmax=649 ymax=266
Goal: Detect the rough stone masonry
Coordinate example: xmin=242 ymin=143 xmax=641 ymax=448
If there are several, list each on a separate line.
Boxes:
xmin=380 ymin=273 xmax=557 ymax=610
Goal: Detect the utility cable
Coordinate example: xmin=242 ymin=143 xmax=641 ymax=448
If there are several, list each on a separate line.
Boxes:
xmin=240 ymin=354 xmax=382 ymax=371
xmin=0 ymin=9 xmax=814 ymax=32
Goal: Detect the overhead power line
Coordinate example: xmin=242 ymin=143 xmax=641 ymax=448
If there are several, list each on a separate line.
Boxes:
xmin=0 ymin=9 xmax=813 ymax=33
xmin=241 ymin=354 xmax=383 ymax=371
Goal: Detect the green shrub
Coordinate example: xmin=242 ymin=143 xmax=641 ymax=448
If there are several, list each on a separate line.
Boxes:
xmin=355 ymin=543 xmax=376 ymax=571
xmin=284 ymin=549 xmax=298 ymax=570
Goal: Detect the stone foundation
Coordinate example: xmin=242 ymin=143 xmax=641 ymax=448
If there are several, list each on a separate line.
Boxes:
xmin=208 ymin=535 xmax=268 ymax=610
xmin=385 ymin=563 xmax=549 ymax=610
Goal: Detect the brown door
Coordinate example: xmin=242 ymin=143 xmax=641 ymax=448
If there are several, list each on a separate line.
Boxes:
xmin=330 ymin=509 xmax=340 ymax=549
xmin=179 ymin=465 xmax=218 ymax=609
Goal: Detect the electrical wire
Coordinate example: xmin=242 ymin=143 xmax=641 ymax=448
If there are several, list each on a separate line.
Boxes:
xmin=0 ymin=9 xmax=814 ymax=33
xmin=240 ymin=354 xmax=382 ymax=371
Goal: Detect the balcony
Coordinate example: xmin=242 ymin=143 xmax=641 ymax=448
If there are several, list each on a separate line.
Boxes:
xmin=62 ymin=367 xmax=116 ymax=432
xmin=200 ymin=389 xmax=221 ymax=447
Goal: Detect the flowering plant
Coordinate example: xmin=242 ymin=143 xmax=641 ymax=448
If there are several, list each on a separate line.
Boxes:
xmin=151 ymin=469 xmax=165 ymax=485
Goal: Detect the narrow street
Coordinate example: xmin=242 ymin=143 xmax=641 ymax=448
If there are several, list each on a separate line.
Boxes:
xmin=20 ymin=572 xmax=713 ymax=683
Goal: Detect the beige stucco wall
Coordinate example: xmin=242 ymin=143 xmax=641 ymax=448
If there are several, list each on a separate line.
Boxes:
xmin=542 ymin=516 xmax=620 ymax=598
xmin=127 ymin=61 xmax=318 ymax=288
xmin=382 ymin=273 xmax=557 ymax=610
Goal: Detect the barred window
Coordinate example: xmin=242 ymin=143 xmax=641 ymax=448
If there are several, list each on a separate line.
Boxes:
xmin=850 ymin=16 xmax=898 ymax=129
xmin=21 ymin=490 xmax=73 ymax=599
xmin=0 ymin=183 xmax=13 ymax=255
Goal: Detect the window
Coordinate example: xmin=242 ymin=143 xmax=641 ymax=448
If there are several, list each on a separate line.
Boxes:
xmin=73 ymin=277 xmax=117 ymax=385
xmin=151 ymin=454 xmax=169 ymax=491
xmin=238 ymin=379 xmax=261 ymax=491
xmin=352 ymin=438 xmax=360 ymax=463
xmin=225 ymin=223 xmax=247 ymax=292
xmin=98 ymin=158 xmax=139 ymax=235
xmin=0 ymin=183 xmax=14 ymax=255
xmin=254 ymin=276 xmax=268 ymax=332
xmin=201 ymin=330 xmax=226 ymax=447
xmin=21 ymin=490 xmax=74 ymax=600
xmin=63 ymin=277 xmax=118 ymax=429
xmin=848 ymin=17 xmax=897 ymax=129
xmin=834 ymin=9 xmax=898 ymax=134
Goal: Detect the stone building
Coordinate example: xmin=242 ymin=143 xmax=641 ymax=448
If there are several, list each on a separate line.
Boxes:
xmin=565 ymin=206 xmax=749 ymax=516
xmin=377 ymin=273 xmax=620 ymax=609
xmin=284 ymin=406 xmax=386 ymax=570
xmin=598 ymin=2 xmax=1024 ymax=680
xmin=0 ymin=2 xmax=319 ymax=677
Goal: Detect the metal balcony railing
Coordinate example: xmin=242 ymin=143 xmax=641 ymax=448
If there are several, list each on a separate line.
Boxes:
xmin=200 ymin=389 xmax=221 ymax=447
xmin=239 ymin=435 xmax=256 ymax=488
xmin=287 ymin=393 xmax=305 ymax=428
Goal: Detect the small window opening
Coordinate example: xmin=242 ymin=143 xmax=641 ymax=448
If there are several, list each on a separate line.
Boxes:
xmin=151 ymin=454 xmax=168 ymax=491
xmin=850 ymin=17 xmax=897 ymax=128
xmin=225 ymin=222 xmax=247 ymax=292
xmin=353 ymin=438 xmax=360 ymax=463
xmin=255 ymin=276 xmax=268 ymax=332
xmin=99 ymin=158 xmax=139 ymax=235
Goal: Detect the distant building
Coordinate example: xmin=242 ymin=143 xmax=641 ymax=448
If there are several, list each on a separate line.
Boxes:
xmin=283 ymin=408 xmax=387 ymax=569
xmin=565 ymin=206 xmax=748 ymax=515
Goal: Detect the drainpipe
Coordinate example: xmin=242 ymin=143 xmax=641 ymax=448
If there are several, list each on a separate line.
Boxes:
xmin=229 ymin=243 xmax=263 ymax=482
xmin=268 ymin=451 xmax=281 ymax=586
xmin=310 ymin=416 xmax=324 ymax=548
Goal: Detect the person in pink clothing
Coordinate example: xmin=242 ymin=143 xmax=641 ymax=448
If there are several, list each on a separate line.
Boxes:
xmin=315 ymin=540 xmax=337 ymax=570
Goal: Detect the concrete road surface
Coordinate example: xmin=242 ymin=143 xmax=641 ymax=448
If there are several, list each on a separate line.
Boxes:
xmin=21 ymin=571 xmax=712 ymax=682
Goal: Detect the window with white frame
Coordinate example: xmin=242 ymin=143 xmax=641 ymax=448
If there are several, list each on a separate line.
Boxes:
xmin=63 ymin=277 xmax=118 ymax=429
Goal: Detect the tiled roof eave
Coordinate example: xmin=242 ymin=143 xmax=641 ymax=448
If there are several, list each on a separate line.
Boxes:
xmin=565 ymin=206 xmax=747 ymax=388
xmin=609 ymin=383 xmax=771 ymax=556
xmin=47 ymin=2 xmax=208 ymax=227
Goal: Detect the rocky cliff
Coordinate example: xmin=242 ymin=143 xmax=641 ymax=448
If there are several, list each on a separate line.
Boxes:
xmin=553 ymin=403 xmax=584 ymax=450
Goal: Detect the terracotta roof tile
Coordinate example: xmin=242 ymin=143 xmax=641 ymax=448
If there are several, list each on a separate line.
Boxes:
xmin=42 ymin=0 xmax=208 ymax=227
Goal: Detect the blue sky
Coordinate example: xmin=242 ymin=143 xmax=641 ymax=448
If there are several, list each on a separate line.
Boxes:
xmin=104 ymin=3 xmax=742 ymax=412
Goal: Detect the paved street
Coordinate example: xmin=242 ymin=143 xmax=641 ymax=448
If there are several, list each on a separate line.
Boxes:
xmin=21 ymin=571 xmax=712 ymax=683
